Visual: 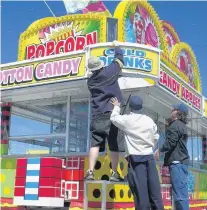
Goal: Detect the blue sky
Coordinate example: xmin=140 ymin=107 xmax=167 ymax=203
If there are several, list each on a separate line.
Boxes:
xmin=1 ymin=1 xmax=207 ymax=98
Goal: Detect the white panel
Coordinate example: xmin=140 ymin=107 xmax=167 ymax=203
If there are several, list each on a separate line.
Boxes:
xmin=119 ymin=77 xmax=151 ymax=90
xmin=25 ymin=188 xmax=39 ymax=194
xmin=26 ymin=176 xmax=39 ymax=182
xmin=13 ymin=196 xmax=64 ymax=207
xmin=27 ymin=164 xmax=40 ymax=170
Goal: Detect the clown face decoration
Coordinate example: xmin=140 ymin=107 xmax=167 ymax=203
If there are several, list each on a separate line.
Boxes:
xmin=187 ymin=63 xmax=195 ymax=88
xmin=178 ymin=51 xmax=196 ymax=88
xmin=130 ymin=9 xmax=145 ymax=44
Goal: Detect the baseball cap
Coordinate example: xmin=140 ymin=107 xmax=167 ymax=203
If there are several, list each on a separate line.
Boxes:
xmin=129 ymin=96 xmax=143 ymax=110
xmin=173 ymin=103 xmax=189 ymax=114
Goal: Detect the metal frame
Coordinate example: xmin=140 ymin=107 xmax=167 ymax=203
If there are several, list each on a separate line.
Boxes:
xmin=65 ymin=95 xmax=71 ymax=153
xmin=5 ymin=94 xmax=93 ymax=157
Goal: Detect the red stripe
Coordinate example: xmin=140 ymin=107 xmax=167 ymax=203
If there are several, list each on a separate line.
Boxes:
xmin=16 ymin=159 xmax=27 ymax=167
xmin=70 ymin=201 xmax=135 ymax=208
xmin=14 ymin=187 xmax=25 ymax=196
xmin=69 ymin=201 xmax=207 ymax=209
xmin=64 ymin=169 xmax=84 ymax=181
xmin=79 ymin=181 xmax=84 ymax=190
xmin=41 ymin=157 xmax=62 ymax=168
xmin=38 ymin=187 xmax=61 ymax=197
xmin=40 ymin=167 xmax=62 ymax=179
xmin=39 ymin=178 xmax=61 ymax=187
xmin=15 ymin=177 xmax=26 ymax=187
xmin=0 ymin=197 xmax=13 ymax=204
xmin=16 ymin=167 xmax=27 ymax=177
xmin=0 ymin=139 xmax=8 ymax=144
xmin=2 ymin=111 xmax=11 ymax=116
xmin=2 ymin=103 xmax=11 ymax=107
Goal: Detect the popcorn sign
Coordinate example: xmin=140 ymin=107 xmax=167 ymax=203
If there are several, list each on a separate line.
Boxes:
xmin=159 ymin=70 xmax=201 ymax=111
xmin=26 ymin=31 xmax=97 ymax=60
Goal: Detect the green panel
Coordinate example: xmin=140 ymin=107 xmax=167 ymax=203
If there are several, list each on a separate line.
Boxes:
xmin=199 ymin=173 xmax=207 ymax=191
xmin=1 ymin=158 xmax=17 ymax=169
xmin=0 ymin=144 xmax=8 ymax=155
xmin=0 ymin=169 xmax=16 ymax=198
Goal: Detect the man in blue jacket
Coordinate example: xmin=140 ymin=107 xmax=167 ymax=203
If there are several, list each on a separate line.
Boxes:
xmin=84 ymin=41 xmax=125 ymax=182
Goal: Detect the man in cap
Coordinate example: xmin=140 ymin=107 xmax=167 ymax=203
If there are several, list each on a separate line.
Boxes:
xmin=155 ymin=103 xmax=189 ymax=210
xmin=110 ymin=96 xmax=164 ymax=210
xmin=84 ymin=41 xmax=125 ymax=181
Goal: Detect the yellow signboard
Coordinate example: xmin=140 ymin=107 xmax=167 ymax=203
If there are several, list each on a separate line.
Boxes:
xmin=0 ymin=52 xmax=85 ymax=90
xmin=1 ymin=43 xmax=161 ymax=90
xmin=89 ymin=44 xmax=160 ymax=79
xmin=159 ymin=65 xmax=202 ymax=113
xmin=18 ymin=14 xmax=108 ymax=61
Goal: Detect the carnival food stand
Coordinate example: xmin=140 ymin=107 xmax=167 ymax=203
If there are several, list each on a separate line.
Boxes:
xmin=1 ymin=0 xmax=207 ymax=209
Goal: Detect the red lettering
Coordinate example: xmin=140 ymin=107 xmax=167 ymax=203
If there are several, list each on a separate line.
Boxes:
xmin=159 ymin=71 xmax=163 ymax=84
xmin=197 ymin=98 xmax=201 ymax=109
xmin=163 ymin=72 xmax=167 ymax=86
xmin=86 ymin=31 xmax=97 ymax=45
xmin=46 ymin=41 xmax=55 ymax=56
xmin=65 ymin=37 xmax=75 ymax=52
xmin=185 ymin=89 xmax=189 ymax=101
xmin=189 ymin=92 xmax=193 ymax=104
xmin=172 ymin=79 xmax=177 ymax=93
xmin=26 ymin=31 xmax=98 ymax=59
xmin=193 ymin=95 xmax=197 ymax=107
xmin=182 ymin=86 xmax=186 ymax=100
xmin=168 ymin=76 xmax=172 ymax=90
xmin=35 ymin=44 xmax=45 ymax=58
xmin=76 ymin=36 xmax=86 ymax=50
xmin=55 ymin=40 xmax=64 ymax=54
xmin=27 ymin=44 xmax=36 ymax=59
xmin=176 ymin=83 xmax=180 ymax=95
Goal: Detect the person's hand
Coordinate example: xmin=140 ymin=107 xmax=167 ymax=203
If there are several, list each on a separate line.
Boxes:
xmin=110 ymin=97 xmax=120 ymax=107
xmin=154 ymin=149 xmax=160 ymax=161
xmin=87 ymin=70 xmax=93 ymax=78
xmin=112 ymin=40 xmax=119 ymax=47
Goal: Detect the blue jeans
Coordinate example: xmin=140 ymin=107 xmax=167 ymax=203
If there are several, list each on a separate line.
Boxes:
xmin=169 ymin=163 xmax=189 ymax=210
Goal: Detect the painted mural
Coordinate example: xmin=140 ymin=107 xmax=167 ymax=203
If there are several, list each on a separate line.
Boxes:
xmin=125 ymin=5 xmax=160 ymax=48
xmin=17 ymin=13 xmax=109 ymax=61
xmin=1 ymin=156 xmax=207 ymax=209
xmin=113 ymin=1 xmax=201 ymax=92
xmin=161 ymin=21 xmax=180 ymax=53
xmin=177 ymin=50 xmax=196 ymax=88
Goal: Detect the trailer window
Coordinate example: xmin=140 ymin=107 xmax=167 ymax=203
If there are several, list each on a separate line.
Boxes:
xmin=8 ymin=98 xmax=67 ymax=155
xmin=68 ymin=97 xmax=90 ymax=153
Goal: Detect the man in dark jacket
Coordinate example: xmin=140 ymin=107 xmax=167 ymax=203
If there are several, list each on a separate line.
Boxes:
xmin=84 ymin=41 xmax=125 ymax=181
xmin=155 ymin=103 xmax=189 ymax=210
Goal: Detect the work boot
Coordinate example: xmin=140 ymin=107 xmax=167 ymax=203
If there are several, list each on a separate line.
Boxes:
xmin=84 ymin=170 xmax=95 ymax=181
xmin=109 ymin=171 xmax=124 ymax=182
